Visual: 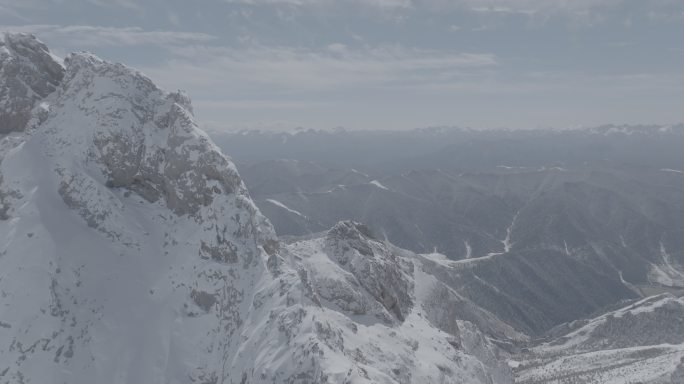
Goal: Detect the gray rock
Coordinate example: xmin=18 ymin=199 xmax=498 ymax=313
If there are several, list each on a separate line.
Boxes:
xmin=0 ymin=33 xmax=64 ymax=133
xmin=325 ymin=221 xmax=414 ymax=322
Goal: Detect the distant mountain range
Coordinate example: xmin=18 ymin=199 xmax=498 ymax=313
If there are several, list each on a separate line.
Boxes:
xmin=212 ymin=124 xmax=684 ymax=382
xmin=212 ymin=124 xmax=684 ymax=172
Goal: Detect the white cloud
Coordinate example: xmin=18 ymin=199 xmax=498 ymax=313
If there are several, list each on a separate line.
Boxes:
xmin=85 ymin=0 xmax=143 ymax=11
xmin=145 ymin=44 xmax=496 ymax=92
xmin=453 ymin=0 xmax=625 ymax=12
xmin=220 ymin=0 xmax=627 ymax=12
xmin=223 ymin=0 xmax=411 ymax=8
xmin=0 ymin=25 xmax=216 ymax=47
xmin=194 ymin=99 xmax=331 ymax=109
xmin=0 ymin=0 xmax=143 ymax=12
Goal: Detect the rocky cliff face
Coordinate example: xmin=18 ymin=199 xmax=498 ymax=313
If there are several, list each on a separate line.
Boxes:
xmin=0 ymin=33 xmax=279 ymax=384
xmin=283 ymin=221 xmax=513 ymax=383
xmin=0 ymin=33 xmax=511 ymax=384
xmin=0 ymin=33 xmax=64 ymax=134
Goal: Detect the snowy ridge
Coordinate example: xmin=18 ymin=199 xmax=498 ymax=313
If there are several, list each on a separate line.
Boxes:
xmin=514 ymin=294 xmax=684 ymax=383
xmin=283 ymin=221 xmax=514 ymax=383
xmin=0 ymin=33 xmax=512 ymax=383
xmin=536 ymin=294 xmax=684 ymax=353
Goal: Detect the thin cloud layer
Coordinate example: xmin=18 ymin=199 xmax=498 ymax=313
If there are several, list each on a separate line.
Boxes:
xmin=1 ymin=25 xmax=216 ymax=47
xmin=1 ymin=0 xmax=683 ymax=130
xmin=222 ymin=0 xmax=626 ymax=12
xmin=152 ymin=44 xmax=496 ymax=90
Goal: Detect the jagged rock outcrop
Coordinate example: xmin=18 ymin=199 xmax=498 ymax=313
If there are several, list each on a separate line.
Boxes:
xmin=0 ymin=33 xmax=281 ymax=384
xmin=0 ymin=33 xmax=512 ymax=383
xmin=0 ymin=33 xmax=64 ymax=133
xmin=284 ymin=221 xmax=514 ymax=383
xmin=323 ymin=221 xmax=414 ymax=321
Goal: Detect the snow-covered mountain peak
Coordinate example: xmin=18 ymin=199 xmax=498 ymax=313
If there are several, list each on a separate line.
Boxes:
xmin=0 ymin=34 xmax=513 ymax=383
xmin=0 ymin=32 xmax=64 ymax=133
xmin=44 ymin=50 xmax=255 ymax=221
xmin=284 ymin=225 xmax=514 ymax=383
xmin=0 ymin=36 xmax=283 ymax=383
xmin=324 ymin=221 xmax=382 ymax=265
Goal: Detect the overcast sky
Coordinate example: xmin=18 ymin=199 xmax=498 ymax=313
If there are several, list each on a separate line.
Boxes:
xmin=2 ymin=0 xmax=684 ymax=131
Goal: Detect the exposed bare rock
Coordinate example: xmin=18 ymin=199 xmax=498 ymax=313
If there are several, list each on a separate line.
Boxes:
xmin=0 ymin=33 xmax=64 ymax=133
xmin=324 ymin=221 xmax=414 ymax=322
xmin=284 ymin=222 xmax=514 ymax=383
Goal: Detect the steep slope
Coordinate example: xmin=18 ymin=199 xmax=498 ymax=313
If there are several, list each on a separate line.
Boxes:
xmin=0 ymin=33 xmax=511 ymax=384
xmin=513 ymin=294 xmax=684 ymax=383
xmin=0 ymin=38 xmax=279 ymax=384
xmin=282 ymin=222 xmax=516 ymax=383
